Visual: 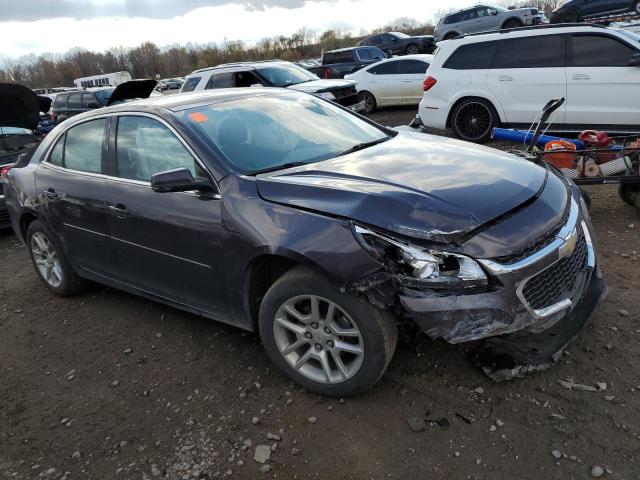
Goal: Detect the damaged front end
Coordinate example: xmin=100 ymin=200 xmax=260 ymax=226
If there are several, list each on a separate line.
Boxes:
xmin=348 ymin=188 xmax=605 ymax=380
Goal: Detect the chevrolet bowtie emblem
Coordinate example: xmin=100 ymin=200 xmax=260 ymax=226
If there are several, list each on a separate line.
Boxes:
xmin=559 ymin=228 xmax=578 ymax=257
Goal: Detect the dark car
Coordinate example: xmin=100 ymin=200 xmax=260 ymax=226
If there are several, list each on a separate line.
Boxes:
xmin=51 ymin=80 xmax=157 ymax=124
xmin=1 ymin=83 xmax=49 ymax=229
xmin=551 ymin=0 xmax=640 ymax=22
xmin=305 ymin=47 xmax=386 ymax=79
xmin=3 ymin=89 xmax=605 ymax=395
xmin=357 ymin=32 xmax=436 ymax=56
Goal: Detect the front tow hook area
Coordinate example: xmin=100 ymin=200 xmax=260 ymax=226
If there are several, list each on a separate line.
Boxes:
xmin=472 ymin=274 xmax=607 ymax=382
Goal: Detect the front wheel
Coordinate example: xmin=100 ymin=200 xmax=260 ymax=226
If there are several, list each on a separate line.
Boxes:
xmin=406 ymin=44 xmax=420 ymax=55
xmin=258 ymin=267 xmax=398 ymax=397
xmin=358 ymin=91 xmax=377 ymax=114
xmin=502 ymin=19 xmax=523 ymax=29
xmin=451 ymin=98 xmax=498 ymax=144
xmin=618 ymin=183 xmax=640 ymax=206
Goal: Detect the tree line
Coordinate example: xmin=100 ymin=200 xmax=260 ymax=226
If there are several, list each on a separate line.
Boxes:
xmin=0 ymin=1 xmax=563 ymax=88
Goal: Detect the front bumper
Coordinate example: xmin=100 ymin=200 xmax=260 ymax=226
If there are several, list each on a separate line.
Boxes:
xmin=399 ymin=193 xmax=602 ymax=344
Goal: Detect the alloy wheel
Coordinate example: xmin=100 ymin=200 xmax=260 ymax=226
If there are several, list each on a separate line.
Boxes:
xmin=359 ymin=92 xmax=376 ymax=113
xmin=272 ymin=295 xmax=364 ymax=384
xmin=30 ymin=232 xmax=63 ymax=288
xmin=454 ymin=102 xmax=493 ymax=141
xmin=406 ymin=44 xmax=420 ymax=55
xmin=636 ymin=1 xmax=640 ymax=14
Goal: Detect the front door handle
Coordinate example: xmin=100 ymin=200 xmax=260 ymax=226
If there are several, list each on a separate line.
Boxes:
xmin=108 ymin=203 xmax=130 ymax=218
xmin=498 ymin=75 xmax=514 ymax=82
xmin=44 ymin=188 xmax=59 ymax=199
xmin=572 ymin=74 xmax=591 ymax=80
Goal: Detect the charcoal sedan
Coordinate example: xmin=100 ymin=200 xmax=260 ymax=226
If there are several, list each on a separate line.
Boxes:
xmin=3 ymin=89 xmax=605 ymax=396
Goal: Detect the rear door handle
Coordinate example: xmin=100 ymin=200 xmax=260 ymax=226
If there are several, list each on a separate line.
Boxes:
xmin=402 ymin=80 xmax=413 ymax=83
xmin=572 ymin=74 xmax=591 ymax=80
xmin=108 ymin=203 xmax=130 ymax=218
xmin=44 ymin=188 xmax=59 ymax=199
xmin=498 ymin=75 xmax=513 ymax=82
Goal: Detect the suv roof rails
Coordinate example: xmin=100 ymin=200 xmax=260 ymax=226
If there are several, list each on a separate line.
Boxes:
xmin=452 ymin=22 xmax=607 ymax=40
xmin=193 ymin=59 xmax=284 ymax=74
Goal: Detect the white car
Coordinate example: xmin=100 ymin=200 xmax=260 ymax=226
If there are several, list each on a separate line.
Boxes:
xmin=418 ymin=24 xmax=640 ymax=143
xmin=344 ymin=54 xmax=433 ymax=113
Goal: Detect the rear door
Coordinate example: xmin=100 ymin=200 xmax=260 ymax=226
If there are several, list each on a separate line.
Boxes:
xmin=565 ymin=33 xmax=640 ymax=125
xmin=35 ymin=117 xmax=118 ymax=277
xmin=102 ymin=114 xmax=229 ymax=316
xmin=486 ymin=34 xmax=567 ymax=124
xmin=396 ymin=59 xmax=431 ymax=104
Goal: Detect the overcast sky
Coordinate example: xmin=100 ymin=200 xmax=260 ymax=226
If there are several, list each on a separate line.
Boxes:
xmin=1 ymin=0 xmax=472 ymax=59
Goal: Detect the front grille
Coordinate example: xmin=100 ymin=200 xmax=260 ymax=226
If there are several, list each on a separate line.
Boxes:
xmin=522 ymin=230 xmax=588 ymax=310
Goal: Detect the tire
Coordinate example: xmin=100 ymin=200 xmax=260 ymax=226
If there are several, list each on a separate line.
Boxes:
xmin=502 ymin=19 xmax=523 ymax=29
xmin=26 ymin=220 xmax=84 ymax=296
xmin=618 ymin=183 xmax=640 ymax=206
xmin=444 ymin=32 xmax=459 ymax=40
xmin=258 ymin=267 xmax=398 ymax=397
xmin=358 ymin=91 xmax=377 ymax=114
xmin=406 ymin=44 xmax=420 ymax=55
xmin=451 ymin=98 xmax=498 ymax=144
xmin=635 ymin=0 xmax=640 ymax=14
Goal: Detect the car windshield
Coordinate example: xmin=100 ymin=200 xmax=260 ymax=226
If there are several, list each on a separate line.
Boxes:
xmin=256 ymin=64 xmax=319 ymax=87
xmin=391 ymin=32 xmax=409 ymax=38
xmin=94 ymin=88 xmax=114 ymax=105
xmin=179 ymin=92 xmax=392 ymax=174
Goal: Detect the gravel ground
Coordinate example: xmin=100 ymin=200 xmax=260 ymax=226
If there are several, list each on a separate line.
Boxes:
xmin=1 ymin=106 xmax=639 ymax=480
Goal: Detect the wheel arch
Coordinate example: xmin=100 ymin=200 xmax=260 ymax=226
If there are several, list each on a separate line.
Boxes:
xmin=501 ymin=16 xmax=524 ymax=29
xmin=446 ymin=95 xmax=505 ymax=129
xmin=18 ymin=210 xmax=40 ymax=243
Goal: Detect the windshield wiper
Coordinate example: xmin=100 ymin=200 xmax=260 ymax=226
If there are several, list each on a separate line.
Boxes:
xmin=337 ymin=136 xmax=391 ymax=157
xmin=249 ymin=162 xmax=309 ymax=176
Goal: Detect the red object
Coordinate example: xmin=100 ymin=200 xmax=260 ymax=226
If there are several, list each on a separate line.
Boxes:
xmin=544 ymin=140 xmax=577 ymax=169
xmin=323 ymin=67 xmax=330 ymax=79
xmin=578 ymin=130 xmax=616 ymax=163
xmin=423 ymin=76 xmax=437 ymax=92
xmin=0 ymin=164 xmax=14 ymax=178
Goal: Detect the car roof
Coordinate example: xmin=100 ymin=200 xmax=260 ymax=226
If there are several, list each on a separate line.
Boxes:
xmin=190 ymin=60 xmax=288 ymax=75
xmin=375 ymin=54 xmax=434 ymax=63
xmin=443 ymin=23 xmax=614 ymax=43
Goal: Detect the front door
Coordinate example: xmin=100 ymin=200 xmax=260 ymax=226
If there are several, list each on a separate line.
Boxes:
xmin=565 ymin=33 xmax=640 ymax=126
xmin=103 ymin=114 xmax=229 ymax=316
xmin=35 ymin=117 xmax=119 ymax=277
xmin=486 ymin=35 xmax=567 ymax=124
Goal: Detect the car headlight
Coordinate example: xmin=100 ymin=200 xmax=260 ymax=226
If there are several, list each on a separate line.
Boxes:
xmin=352 ymin=224 xmax=487 ymax=288
xmin=318 ymin=92 xmax=336 ymax=101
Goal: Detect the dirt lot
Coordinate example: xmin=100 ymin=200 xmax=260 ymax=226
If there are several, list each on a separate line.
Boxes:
xmin=1 ymin=107 xmax=639 ymax=480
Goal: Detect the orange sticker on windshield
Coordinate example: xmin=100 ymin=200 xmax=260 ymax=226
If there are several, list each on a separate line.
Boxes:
xmin=189 ymin=112 xmax=208 ymax=123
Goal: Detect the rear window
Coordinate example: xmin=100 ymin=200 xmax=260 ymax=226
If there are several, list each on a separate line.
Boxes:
xmin=53 ymin=95 xmax=67 ymax=109
xmin=444 ymin=41 xmax=495 ymax=70
xmin=492 ymin=35 xmax=565 ymax=68
xmin=182 ymin=76 xmax=201 ymax=92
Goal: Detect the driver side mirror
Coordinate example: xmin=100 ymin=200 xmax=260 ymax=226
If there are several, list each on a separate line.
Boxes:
xmin=629 ymin=53 xmax=640 ymax=67
xmin=151 ymin=167 xmax=214 ymax=193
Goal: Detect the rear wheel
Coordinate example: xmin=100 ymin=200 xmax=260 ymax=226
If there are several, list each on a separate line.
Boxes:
xmin=619 ymin=183 xmax=640 ymax=206
xmin=502 ymin=19 xmax=523 ymax=29
xmin=258 ymin=267 xmax=397 ymax=397
xmin=26 ymin=220 xmax=84 ymax=296
xmin=451 ymin=98 xmax=498 ymax=144
xmin=358 ymin=91 xmax=377 ymax=114
xmin=406 ymin=44 xmax=420 ymax=55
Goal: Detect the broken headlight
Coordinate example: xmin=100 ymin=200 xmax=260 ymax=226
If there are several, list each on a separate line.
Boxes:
xmin=352 ymin=224 xmax=487 ymax=288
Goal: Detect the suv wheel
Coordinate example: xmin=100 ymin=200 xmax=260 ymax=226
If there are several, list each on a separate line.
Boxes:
xmin=502 ymin=19 xmax=523 ymax=29
xmin=258 ymin=267 xmax=398 ymax=397
xmin=618 ymin=184 xmax=640 ymax=206
xmin=358 ymin=91 xmax=377 ymax=114
xmin=451 ymin=98 xmax=498 ymax=144
xmin=26 ymin=220 xmax=84 ymax=296
xmin=406 ymin=44 xmax=420 ymax=55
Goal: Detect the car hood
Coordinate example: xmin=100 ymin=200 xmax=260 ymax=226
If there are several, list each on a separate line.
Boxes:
xmin=255 ymin=132 xmax=547 ymax=244
xmin=107 ymin=79 xmax=157 ymax=106
xmin=287 ymin=79 xmax=356 ymax=93
xmin=0 ymin=83 xmax=40 ymax=130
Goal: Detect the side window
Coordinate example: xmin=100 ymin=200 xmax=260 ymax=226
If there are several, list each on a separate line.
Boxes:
xmin=81 ymin=93 xmax=98 ymax=108
xmin=48 ymin=134 xmax=65 ymax=167
xmin=357 ymin=49 xmax=371 ymax=61
xmin=323 ymin=53 xmax=336 ymax=64
xmin=115 ymin=116 xmax=205 ymax=182
xmin=475 ymin=7 xmax=490 ymax=17
xmin=492 ymin=36 xmax=564 ymax=68
xmin=67 ymin=94 xmax=81 ymax=109
xmin=63 ymin=119 xmax=106 ymax=173
xmin=443 ymin=41 xmax=496 ymax=70
xmin=334 ymin=51 xmax=355 ymax=63
xmin=571 ymin=34 xmax=636 ymax=67
xmin=369 ymin=48 xmax=386 ymax=61
xmin=234 ymin=71 xmax=263 ymax=87
xmin=53 ymin=95 xmax=67 ymax=109
xmin=368 ymin=61 xmax=399 ymax=75
xmin=210 ymin=72 xmax=235 ymax=88
xmin=397 ymin=59 xmax=429 ymax=74
xmin=370 ymin=36 xmax=381 ymax=46
xmin=181 ymin=76 xmax=201 ymax=92
xmin=445 ymin=12 xmax=461 ymax=24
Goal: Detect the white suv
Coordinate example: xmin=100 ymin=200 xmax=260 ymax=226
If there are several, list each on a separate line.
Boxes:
xmin=418 ymin=24 xmax=640 ymax=143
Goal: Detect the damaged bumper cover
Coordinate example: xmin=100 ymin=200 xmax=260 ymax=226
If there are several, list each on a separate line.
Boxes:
xmin=397 ymin=196 xmax=603 ymax=345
